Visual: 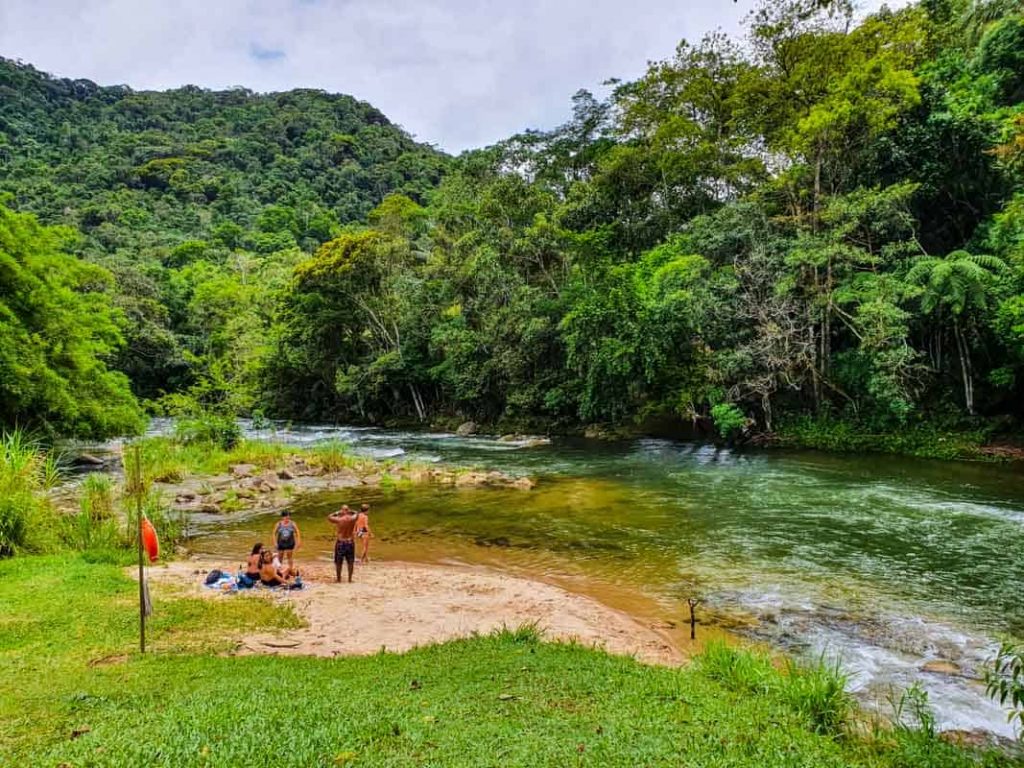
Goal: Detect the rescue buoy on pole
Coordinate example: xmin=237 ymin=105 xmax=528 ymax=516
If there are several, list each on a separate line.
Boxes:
xmin=141 ymin=516 xmax=159 ymax=563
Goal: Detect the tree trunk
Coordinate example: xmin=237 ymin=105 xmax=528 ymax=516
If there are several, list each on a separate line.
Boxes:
xmin=809 ymin=322 xmax=821 ymax=411
xmin=408 ymin=384 xmax=426 ymax=423
xmin=953 ymin=319 xmax=975 ymax=416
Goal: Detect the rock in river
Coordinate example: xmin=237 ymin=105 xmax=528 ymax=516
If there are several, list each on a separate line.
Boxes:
xmin=921 ymin=659 xmax=962 ymax=676
xmin=73 ymin=453 xmax=106 ymax=467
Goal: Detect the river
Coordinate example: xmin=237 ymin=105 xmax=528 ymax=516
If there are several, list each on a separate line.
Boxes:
xmin=179 ymin=421 xmax=1024 ymax=739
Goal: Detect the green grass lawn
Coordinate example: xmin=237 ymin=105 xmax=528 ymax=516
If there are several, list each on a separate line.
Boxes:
xmin=0 ymin=555 xmax=1019 ymax=768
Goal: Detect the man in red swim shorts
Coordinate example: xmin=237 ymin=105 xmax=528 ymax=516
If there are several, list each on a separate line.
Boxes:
xmin=327 ymin=505 xmax=358 ymax=583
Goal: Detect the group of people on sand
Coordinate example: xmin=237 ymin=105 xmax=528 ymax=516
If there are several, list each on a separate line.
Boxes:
xmin=239 ymin=504 xmax=373 ymax=588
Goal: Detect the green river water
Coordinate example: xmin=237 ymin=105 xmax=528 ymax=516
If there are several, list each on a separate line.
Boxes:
xmin=185 ymin=423 xmax=1024 ymax=738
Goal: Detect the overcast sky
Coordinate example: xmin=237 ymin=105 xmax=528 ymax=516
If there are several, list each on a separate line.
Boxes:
xmin=1 ymin=0 xmax=904 ymax=153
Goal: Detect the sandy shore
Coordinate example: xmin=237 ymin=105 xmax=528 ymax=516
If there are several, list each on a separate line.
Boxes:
xmin=150 ymin=559 xmax=682 ymax=665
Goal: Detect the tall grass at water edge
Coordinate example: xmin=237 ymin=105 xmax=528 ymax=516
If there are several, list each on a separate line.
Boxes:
xmin=0 ymin=430 xmax=62 ymax=556
xmin=0 ymin=429 xmax=187 ymax=561
xmin=696 ymin=641 xmax=854 ymax=737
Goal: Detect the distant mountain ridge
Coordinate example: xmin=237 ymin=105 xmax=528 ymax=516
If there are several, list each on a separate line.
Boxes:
xmin=0 ymin=56 xmax=450 ymax=400
xmin=0 ymin=56 xmax=448 ymax=252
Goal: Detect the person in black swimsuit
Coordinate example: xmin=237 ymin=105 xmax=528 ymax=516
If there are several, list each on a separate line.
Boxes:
xmin=241 ymin=542 xmax=264 ymax=587
xmin=355 ymin=504 xmax=373 ymax=564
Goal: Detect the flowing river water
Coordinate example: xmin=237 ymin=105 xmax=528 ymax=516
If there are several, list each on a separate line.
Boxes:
xmin=177 ymin=422 xmax=1024 ymax=739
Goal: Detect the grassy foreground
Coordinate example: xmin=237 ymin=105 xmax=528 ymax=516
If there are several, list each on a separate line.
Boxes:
xmin=0 ymin=556 xmax=1019 ymax=768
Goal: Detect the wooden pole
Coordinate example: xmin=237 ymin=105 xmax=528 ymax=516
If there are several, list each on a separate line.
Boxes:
xmin=131 ymin=444 xmax=146 ymax=654
xmin=687 ymin=598 xmax=702 ymax=641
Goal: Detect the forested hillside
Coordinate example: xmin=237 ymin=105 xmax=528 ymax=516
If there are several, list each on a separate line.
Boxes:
xmin=0 ymin=58 xmax=447 ymax=433
xmin=2 ymin=0 xmax=1023 ymax=447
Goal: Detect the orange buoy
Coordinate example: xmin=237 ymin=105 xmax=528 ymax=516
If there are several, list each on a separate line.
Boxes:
xmin=141 ymin=517 xmax=159 ymax=563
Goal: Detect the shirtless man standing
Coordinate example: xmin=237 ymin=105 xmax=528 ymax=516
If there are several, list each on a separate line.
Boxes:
xmin=327 ymin=505 xmax=358 ymax=583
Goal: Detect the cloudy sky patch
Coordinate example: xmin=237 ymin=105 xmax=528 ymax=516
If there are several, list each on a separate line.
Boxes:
xmin=0 ymin=0 xmax=905 ymax=152
xmin=249 ymin=43 xmax=287 ymax=63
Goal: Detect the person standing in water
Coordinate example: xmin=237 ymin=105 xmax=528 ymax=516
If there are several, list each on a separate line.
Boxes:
xmin=272 ymin=510 xmax=301 ymax=572
xmin=355 ymin=503 xmax=373 ymax=564
xmin=328 ymin=505 xmax=358 ymax=583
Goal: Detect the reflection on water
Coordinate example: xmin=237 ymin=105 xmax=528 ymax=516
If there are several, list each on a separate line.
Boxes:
xmin=184 ymin=421 xmax=1024 ymax=738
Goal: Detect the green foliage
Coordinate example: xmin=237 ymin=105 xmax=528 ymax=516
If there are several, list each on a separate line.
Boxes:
xmin=0 ymin=58 xmax=446 ymax=412
xmin=905 ymin=250 xmax=1007 ymax=318
xmin=174 ymin=413 xmax=242 ymax=450
xmin=891 ymin=682 xmax=939 ymax=739
xmin=778 ymin=415 xmax=993 ymax=460
xmin=72 ymin=474 xmax=120 ymax=552
xmin=710 ymin=404 xmax=747 ymax=439
xmin=781 ymin=656 xmax=853 ymax=736
xmin=307 ymin=440 xmax=355 ymax=473
xmin=986 ymin=642 xmax=1024 ymax=735
xmin=0 ymin=205 xmax=145 ymax=438
xmin=694 ymin=641 xmax=776 ymax=694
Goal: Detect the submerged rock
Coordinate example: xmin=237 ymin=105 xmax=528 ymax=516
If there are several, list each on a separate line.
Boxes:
xmin=921 ymin=659 xmax=963 ymax=676
xmin=455 ymin=472 xmax=488 ymax=487
xmin=939 ymin=729 xmax=1000 ymax=748
xmin=475 ymin=536 xmax=512 ymax=548
xmin=73 ymin=453 xmax=106 ymax=467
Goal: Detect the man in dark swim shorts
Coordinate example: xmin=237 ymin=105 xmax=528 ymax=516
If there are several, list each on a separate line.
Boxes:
xmin=328 ymin=505 xmax=358 ymax=583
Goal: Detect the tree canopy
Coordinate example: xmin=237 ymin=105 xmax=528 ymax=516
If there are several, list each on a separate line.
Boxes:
xmin=2 ymin=0 xmax=1024 ymax=439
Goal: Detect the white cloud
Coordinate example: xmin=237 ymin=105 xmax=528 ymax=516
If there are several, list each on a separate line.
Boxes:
xmin=0 ymin=0 xmax=909 ymax=152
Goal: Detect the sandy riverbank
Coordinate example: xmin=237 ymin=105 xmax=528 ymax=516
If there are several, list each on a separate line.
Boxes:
xmin=149 ymin=559 xmax=682 ymax=665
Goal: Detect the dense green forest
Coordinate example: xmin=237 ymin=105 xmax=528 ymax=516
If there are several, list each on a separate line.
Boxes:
xmin=2 ymin=0 xmax=1023 ymax=444
xmin=0 ymin=60 xmax=446 ymax=435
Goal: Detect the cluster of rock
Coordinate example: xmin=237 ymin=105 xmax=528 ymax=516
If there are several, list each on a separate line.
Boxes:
xmin=163 ymin=456 xmax=536 ymax=517
xmin=455 ymin=421 xmax=551 ymax=449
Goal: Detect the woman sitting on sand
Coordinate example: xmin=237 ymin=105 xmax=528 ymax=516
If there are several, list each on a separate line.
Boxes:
xmin=259 ymin=550 xmax=290 ymax=587
xmin=244 ymin=543 xmax=264 ymax=582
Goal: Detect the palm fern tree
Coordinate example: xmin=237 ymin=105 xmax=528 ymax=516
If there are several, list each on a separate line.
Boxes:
xmin=906 ymin=250 xmax=1007 ymax=415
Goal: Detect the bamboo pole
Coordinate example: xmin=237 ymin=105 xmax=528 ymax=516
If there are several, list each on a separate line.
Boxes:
xmin=129 ymin=444 xmax=146 ymax=653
